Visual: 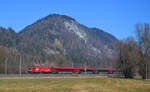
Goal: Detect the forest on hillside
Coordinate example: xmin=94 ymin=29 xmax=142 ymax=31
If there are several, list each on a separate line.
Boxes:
xmin=0 ymin=23 xmax=150 ymax=79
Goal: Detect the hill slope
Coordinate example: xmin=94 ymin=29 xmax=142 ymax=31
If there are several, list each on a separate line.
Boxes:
xmin=0 ymin=14 xmax=118 ymax=68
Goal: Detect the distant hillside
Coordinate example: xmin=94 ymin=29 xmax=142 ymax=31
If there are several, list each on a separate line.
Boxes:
xmin=0 ymin=14 xmax=118 ymax=70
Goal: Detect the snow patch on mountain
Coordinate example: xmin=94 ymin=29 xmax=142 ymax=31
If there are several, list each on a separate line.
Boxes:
xmin=64 ymin=21 xmax=87 ymax=42
xmin=91 ymin=47 xmax=101 ymax=54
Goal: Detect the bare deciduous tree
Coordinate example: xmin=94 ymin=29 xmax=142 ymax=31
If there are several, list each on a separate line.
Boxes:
xmin=136 ymin=23 xmax=150 ymax=79
xmin=118 ymin=37 xmax=139 ymax=78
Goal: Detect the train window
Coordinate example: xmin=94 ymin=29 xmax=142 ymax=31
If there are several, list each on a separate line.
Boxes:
xmin=28 ymin=67 xmax=32 ymax=70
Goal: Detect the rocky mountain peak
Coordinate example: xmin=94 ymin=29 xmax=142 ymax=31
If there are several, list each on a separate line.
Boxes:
xmin=0 ymin=14 xmax=118 ymax=68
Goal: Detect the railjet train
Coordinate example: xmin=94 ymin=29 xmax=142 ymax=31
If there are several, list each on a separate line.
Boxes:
xmin=28 ymin=66 xmax=120 ymax=74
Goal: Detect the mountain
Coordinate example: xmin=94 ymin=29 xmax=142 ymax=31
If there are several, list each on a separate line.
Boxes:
xmin=0 ymin=14 xmax=118 ymax=68
xmin=0 ymin=27 xmax=17 ymax=47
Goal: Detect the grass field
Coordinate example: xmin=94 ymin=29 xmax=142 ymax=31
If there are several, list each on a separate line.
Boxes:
xmin=0 ymin=77 xmax=150 ymax=92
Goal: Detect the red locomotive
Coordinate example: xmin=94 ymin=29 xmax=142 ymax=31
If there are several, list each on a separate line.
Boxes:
xmin=28 ymin=66 xmax=120 ymax=74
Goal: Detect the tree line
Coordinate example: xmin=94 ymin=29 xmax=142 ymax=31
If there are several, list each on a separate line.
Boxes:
xmin=118 ymin=23 xmax=150 ymax=79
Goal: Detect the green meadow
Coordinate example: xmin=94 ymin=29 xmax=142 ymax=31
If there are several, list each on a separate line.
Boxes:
xmin=0 ymin=77 xmax=150 ymax=92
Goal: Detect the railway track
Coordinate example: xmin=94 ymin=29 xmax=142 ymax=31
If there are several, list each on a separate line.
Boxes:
xmin=0 ymin=74 xmax=123 ymax=79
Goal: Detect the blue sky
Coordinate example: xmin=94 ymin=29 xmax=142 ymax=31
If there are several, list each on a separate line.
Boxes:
xmin=0 ymin=0 xmax=150 ymax=39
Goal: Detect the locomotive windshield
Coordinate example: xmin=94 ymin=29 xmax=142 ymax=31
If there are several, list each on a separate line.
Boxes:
xmin=28 ymin=67 xmax=32 ymax=70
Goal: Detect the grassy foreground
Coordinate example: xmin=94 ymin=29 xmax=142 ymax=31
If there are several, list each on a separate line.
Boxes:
xmin=0 ymin=77 xmax=150 ymax=92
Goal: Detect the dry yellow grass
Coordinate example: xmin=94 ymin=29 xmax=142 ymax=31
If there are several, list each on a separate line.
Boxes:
xmin=0 ymin=77 xmax=149 ymax=92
